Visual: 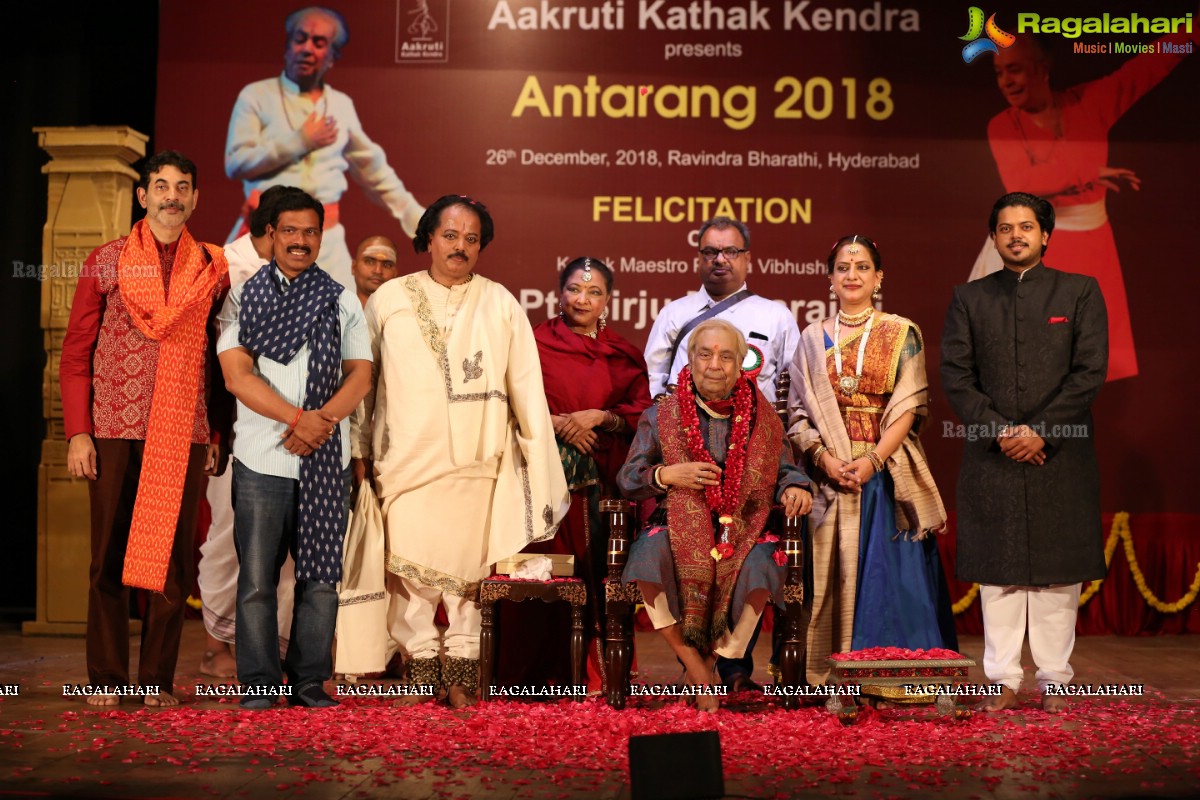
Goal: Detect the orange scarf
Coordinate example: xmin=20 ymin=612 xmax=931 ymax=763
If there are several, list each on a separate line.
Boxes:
xmin=117 ymin=220 xmax=228 ymax=591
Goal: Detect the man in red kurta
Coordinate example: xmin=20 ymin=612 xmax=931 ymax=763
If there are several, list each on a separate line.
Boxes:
xmin=59 ymin=150 xmax=230 ymax=706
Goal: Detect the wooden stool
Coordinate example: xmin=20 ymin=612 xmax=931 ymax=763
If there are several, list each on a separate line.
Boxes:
xmin=478 ymin=577 xmax=587 ymax=701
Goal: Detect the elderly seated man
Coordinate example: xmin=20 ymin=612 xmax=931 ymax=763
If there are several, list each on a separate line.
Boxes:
xmin=617 ymin=319 xmax=812 ymax=711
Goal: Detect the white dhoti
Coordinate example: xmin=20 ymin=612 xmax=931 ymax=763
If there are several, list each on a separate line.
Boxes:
xmin=980 ymin=583 xmax=1080 ymax=693
xmin=384 ymin=474 xmax=495 ymax=659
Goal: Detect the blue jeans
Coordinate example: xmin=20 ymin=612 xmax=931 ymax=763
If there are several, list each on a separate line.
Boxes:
xmin=232 ymin=460 xmax=349 ymax=692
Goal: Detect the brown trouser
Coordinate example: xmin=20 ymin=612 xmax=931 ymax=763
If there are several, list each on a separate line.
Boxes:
xmin=87 ymin=439 xmax=208 ymax=692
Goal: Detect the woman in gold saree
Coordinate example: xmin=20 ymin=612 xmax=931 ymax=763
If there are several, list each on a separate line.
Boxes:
xmin=788 ymin=234 xmax=956 ymax=685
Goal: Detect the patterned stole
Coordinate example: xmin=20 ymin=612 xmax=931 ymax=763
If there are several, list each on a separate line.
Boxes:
xmin=239 ymin=263 xmax=345 ymax=583
xmin=118 ymin=220 xmax=227 ymax=591
xmin=657 ymin=382 xmax=782 ymax=649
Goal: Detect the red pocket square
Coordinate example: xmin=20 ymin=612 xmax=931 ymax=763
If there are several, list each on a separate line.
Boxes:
xmin=1048 ymin=316 xmax=1069 ymax=324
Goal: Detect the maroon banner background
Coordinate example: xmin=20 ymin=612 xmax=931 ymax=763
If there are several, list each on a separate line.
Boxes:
xmin=156 ymin=0 xmax=1200 ymax=516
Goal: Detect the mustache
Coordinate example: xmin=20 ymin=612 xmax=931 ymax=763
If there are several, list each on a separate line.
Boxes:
xmin=158 ymin=201 xmax=184 ymax=211
xmin=287 ymin=244 xmax=312 ymax=255
xmin=449 ymin=251 xmax=468 ymax=260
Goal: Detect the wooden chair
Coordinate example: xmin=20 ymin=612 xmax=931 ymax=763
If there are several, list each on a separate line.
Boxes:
xmin=601 ymin=367 xmax=810 ymax=710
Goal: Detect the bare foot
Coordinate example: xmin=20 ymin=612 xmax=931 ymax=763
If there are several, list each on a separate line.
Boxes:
xmin=447 ymin=685 xmax=478 ymax=709
xmin=200 ymin=648 xmax=236 ymax=679
xmin=85 ymin=693 xmax=119 ymax=707
xmin=393 ymin=690 xmax=439 ymax=708
xmin=686 ymin=662 xmax=721 ymax=713
xmin=144 ymin=691 xmax=180 ymax=707
xmin=1042 ymin=693 xmax=1069 ymax=714
xmin=200 ymin=633 xmax=236 ymax=678
xmin=975 ymin=685 xmax=1019 ymax=712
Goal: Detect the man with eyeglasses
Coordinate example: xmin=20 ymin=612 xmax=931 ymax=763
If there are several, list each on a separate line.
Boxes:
xmin=644 ymin=216 xmax=800 ymax=401
xmin=642 ymin=215 xmax=801 ymax=693
xmin=217 ymin=188 xmax=372 ymax=708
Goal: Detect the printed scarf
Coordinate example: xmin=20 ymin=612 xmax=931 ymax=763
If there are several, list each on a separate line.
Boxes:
xmin=118 ymin=220 xmax=227 ymax=591
xmin=239 ymin=263 xmax=345 ymax=583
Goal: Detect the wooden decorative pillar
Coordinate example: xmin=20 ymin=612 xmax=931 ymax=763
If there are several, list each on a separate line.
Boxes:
xmin=23 ymin=126 xmax=148 ymax=636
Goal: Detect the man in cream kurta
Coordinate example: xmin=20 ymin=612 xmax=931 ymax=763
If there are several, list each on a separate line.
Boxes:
xmin=224 ymin=7 xmax=424 ymax=292
xmin=352 ymin=195 xmax=568 ymax=706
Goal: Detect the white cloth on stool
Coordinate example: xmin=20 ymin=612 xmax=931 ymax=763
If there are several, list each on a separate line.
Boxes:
xmin=511 ymin=556 xmax=554 ymax=581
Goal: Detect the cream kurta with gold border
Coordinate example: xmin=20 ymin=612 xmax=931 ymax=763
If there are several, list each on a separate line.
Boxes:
xmin=352 ymin=270 xmax=569 ymax=598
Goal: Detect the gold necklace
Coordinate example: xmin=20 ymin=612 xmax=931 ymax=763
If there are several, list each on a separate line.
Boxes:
xmin=834 ymin=311 xmax=875 ymax=396
xmin=837 ymin=307 xmax=874 ymax=327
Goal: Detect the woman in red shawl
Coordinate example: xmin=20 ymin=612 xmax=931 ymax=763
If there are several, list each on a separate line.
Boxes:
xmin=495 ymin=257 xmax=651 ymax=693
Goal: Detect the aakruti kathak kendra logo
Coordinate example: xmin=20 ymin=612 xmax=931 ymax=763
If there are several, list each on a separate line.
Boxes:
xmin=396 ymin=0 xmax=449 ymax=64
xmin=959 ymin=6 xmax=1015 ymax=63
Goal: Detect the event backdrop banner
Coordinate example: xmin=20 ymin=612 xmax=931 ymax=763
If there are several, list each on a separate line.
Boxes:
xmin=157 ymin=0 xmax=1199 ymax=512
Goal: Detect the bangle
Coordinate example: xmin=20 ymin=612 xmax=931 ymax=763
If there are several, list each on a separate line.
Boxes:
xmin=865 ymin=450 xmax=886 ymax=473
xmin=652 ymin=466 xmax=668 ymax=491
xmin=810 ymin=445 xmax=828 ymax=470
xmin=289 ymin=407 xmax=303 ymax=429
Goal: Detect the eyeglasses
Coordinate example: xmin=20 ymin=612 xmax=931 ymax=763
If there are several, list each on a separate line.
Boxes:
xmin=699 ymin=246 xmax=748 ymax=262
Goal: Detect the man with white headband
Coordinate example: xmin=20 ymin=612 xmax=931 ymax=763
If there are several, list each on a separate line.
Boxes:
xmin=350 ymin=235 xmax=398 ymax=307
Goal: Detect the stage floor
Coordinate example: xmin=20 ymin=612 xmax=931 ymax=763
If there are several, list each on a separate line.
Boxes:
xmin=1 ymin=621 xmax=1198 ymax=799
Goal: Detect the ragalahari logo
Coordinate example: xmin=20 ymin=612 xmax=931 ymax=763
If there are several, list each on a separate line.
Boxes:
xmin=960 ymin=7 xmax=1016 ymax=63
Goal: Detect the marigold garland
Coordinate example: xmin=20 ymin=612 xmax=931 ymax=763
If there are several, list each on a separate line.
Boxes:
xmin=951 ymin=583 xmax=980 ymax=615
xmin=952 ymin=512 xmax=1200 ymax=615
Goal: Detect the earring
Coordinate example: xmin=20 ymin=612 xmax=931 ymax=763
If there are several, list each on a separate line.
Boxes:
xmin=872 ymin=284 xmax=882 ymax=299
xmin=599 ymin=308 xmax=608 ymax=330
